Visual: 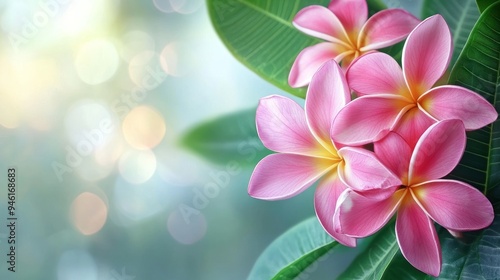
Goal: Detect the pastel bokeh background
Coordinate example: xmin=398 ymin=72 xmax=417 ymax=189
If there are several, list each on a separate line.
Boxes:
xmin=0 ymin=0 xmax=418 ymax=279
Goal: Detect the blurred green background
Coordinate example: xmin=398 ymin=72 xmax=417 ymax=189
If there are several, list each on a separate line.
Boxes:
xmin=0 ymin=0 xmax=418 ymax=279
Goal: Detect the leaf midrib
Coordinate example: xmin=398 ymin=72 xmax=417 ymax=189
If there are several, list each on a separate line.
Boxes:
xmin=376 ymin=238 xmax=399 ymax=279
xmin=453 ymin=0 xmax=476 ymax=49
xmin=237 ymin=0 xmax=296 ymax=28
xmin=484 ymin=10 xmax=500 ymax=195
xmin=272 ymin=241 xmax=339 ymax=279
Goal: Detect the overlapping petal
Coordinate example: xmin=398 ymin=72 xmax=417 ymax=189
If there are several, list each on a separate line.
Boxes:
xmin=374 ymin=132 xmax=411 ymax=182
xmin=331 ymin=95 xmax=412 ymax=145
xmin=256 ymin=95 xmax=319 ymax=155
xmin=305 ymin=60 xmax=350 ymax=149
xmin=360 ymin=9 xmax=420 ymax=51
xmin=403 ymin=15 xmax=452 ymax=97
xmin=248 ymin=154 xmax=334 ymax=200
xmin=293 ymin=5 xmax=349 ymax=43
xmin=396 ymin=195 xmax=441 ymax=277
xmin=314 ymin=172 xmax=356 ymax=247
xmin=337 ymin=147 xmax=401 ymax=192
xmin=412 ymin=180 xmax=494 ymax=231
xmin=346 ymin=52 xmax=408 ymax=96
xmin=335 ymin=189 xmax=404 ymax=237
xmin=409 ymin=120 xmax=466 ymax=184
xmin=393 ymin=107 xmax=436 ymax=148
xmin=419 ymin=85 xmax=499 ymax=130
xmin=289 ymin=42 xmax=349 ymax=88
xmin=328 ymin=0 xmax=367 ymax=34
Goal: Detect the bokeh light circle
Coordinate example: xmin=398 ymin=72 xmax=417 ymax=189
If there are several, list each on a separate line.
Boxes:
xmin=170 ymin=0 xmax=204 ymax=14
xmin=122 ymin=105 xmax=166 ymax=150
xmin=64 ymin=100 xmax=117 ymax=149
xmin=167 ymin=209 xmax=207 ymax=245
xmin=70 ymin=192 xmax=108 ymax=235
xmin=75 ymin=39 xmax=119 ymax=85
xmin=160 ymin=41 xmax=189 ymax=77
xmin=128 ymin=51 xmax=166 ymax=88
xmin=118 ymin=148 xmax=157 ymax=184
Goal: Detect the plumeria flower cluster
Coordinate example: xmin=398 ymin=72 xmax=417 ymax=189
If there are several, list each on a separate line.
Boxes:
xmin=248 ymin=0 xmax=498 ymax=277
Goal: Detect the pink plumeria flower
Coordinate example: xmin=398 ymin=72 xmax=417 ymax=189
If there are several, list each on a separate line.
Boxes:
xmin=248 ymin=61 xmax=400 ymax=247
xmin=334 ymin=120 xmax=494 ymax=276
xmin=332 ymin=15 xmax=498 ymax=148
xmin=288 ymin=0 xmax=420 ymax=88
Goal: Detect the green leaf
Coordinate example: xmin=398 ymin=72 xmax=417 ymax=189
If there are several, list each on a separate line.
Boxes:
xmin=248 ymin=216 xmax=340 ymax=280
xmin=476 ymin=0 xmax=497 ymax=12
xmin=207 ymin=0 xmax=387 ymax=99
xmin=422 ymin=0 xmax=481 ymax=67
xmin=248 ymin=216 xmax=378 ymax=279
xmin=366 ymin=0 xmax=387 ymax=14
xmin=380 ymin=251 xmax=427 ymax=280
xmin=436 ymin=214 xmax=500 ymax=279
xmin=447 ymin=1 xmax=500 ymax=205
xmin=337 ymin=221 xmax=404 ymax=280
xmin=180 ymin=108 xmax=270 ymax=167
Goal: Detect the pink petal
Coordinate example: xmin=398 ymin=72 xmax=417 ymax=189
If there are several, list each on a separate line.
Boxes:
xmin=419 ymin=85 xmax=498 ymax=130
xmin=360 ymin=9 xmax=420 ymax=51
xmin=403 ymin=15 xmax=452 ymax=97
xmin=314 ymin=172 xmax=356 ymax=247
xmin=337 ymin=147 xmax=401 ymax=192
xmin=409 ymin=120 xmax=466 ymax=184
xmin=334 ymin=188 xmax=404 ymax=238
xmin=346 ymin=52 xmax=408 ymax=97
xmin=293 ymin=5 xmax=349 ymax=43
xmin=447 ymin=229 xmax=463 ymax=238
xmin=396 ymin=196 xmax=441 ymax=277
xmin=289 ymin=42 xmax=349 ymax=88
xmin=374 ymin=132 xmax=411 ymax=182
xmin=331 ymin=95 xmax=411 ymax=146
xmin=393 ymin=107 xmax=436 ymax=149
xmin=328 ymin=0 xmax=367 ymax=34
xmin=248 ymin=154 xmax=334 ymax=200
xmin=256 ymin=95 xmax=319 ymax=155
xmin=306 ymin=60 xmax=350 ymax=147
xmin=412 ymin=180 xmax=494 ymax=231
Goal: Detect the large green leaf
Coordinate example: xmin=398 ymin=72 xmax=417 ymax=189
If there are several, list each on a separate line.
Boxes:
xmin=247 ymin=216 xmax=340 ymax=280
xmin=207 ymin=0 xmax=387 ymax=99
xmin=436 ymin=214 xmax=500 ymax=279
xmin=422 ymin=0 xmax=480 ymax=67
xmin=180 ymin=108 xmax=270 ymax=167
xmin=248 ymin=216 xmax=377 ymax=279
xmin=476 ymin=0 xmax=497 ymax=12
xmin=447 ymin=1 xmax=500 ymax=205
